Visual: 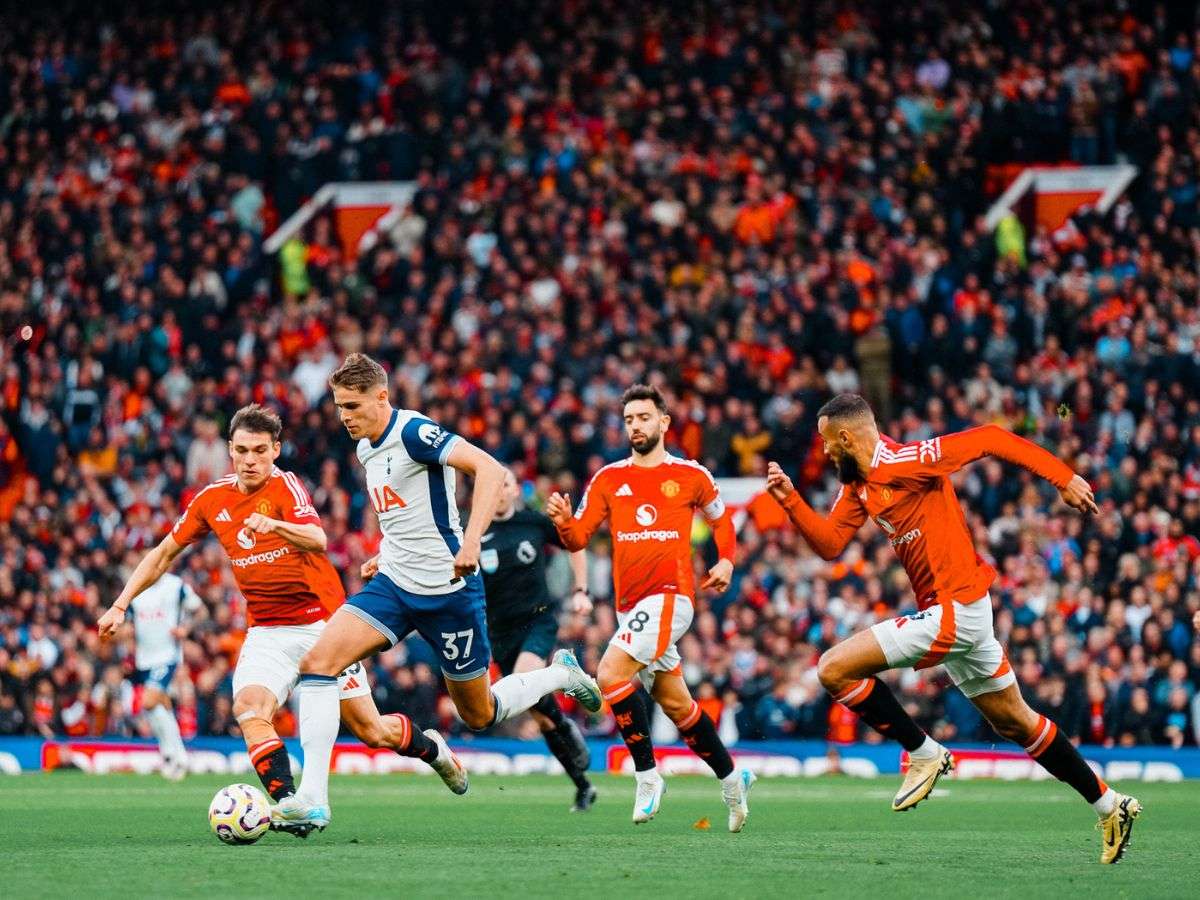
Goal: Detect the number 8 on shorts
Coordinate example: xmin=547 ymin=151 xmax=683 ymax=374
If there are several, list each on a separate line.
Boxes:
xmin=608 ymin=593 xmax=694 ymax=675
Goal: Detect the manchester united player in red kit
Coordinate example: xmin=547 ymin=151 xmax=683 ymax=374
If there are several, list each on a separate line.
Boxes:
xmin=98 ymin=405 xmax=467 ymax=831
xmin=547 ymin=384 xmax=755 ymax=831
xmin=766 ymin=393 xmax=1140 ymax=864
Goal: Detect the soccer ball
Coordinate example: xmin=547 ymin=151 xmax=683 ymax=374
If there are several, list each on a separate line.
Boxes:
xmin=208 ymin=783 xmax=272 ymax=845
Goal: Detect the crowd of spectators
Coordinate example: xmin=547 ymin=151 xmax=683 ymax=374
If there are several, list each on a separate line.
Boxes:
xmin=2 ymin=0 xmax=1200 ymax=754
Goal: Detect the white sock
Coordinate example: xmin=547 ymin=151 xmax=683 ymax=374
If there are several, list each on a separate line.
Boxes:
xmin=908 ymin=735 xmax=942 ymax=760
xmin=488 ymin=666 xmax=569 ymax=724
xmin=145 ymin=705 xmax=166 ymax=745
xmin=635 ymin=766 xmax=660 ymax=785
xmin=1092 ymin=787 xmax=1118 ymax=817
xmin=148 ymin=705 xmax=186 ymax=761
xmin=721 ymin=769 xmax=741 ymax=787
xmin=296 ymin=676 xmax=340 ymax=806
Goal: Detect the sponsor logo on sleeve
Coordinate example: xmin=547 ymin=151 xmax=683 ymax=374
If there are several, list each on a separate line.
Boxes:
xmin=417 ymin=423 xmax=449 ymax=449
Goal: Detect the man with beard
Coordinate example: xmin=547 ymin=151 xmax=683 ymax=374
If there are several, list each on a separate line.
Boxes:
xmin=765 ymin=392 xmax=1141 ymax=865
xmin=546 ymin=384 xmax=755 ymax=831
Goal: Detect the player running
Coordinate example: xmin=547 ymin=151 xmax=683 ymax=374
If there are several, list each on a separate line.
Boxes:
xmin=482 ymin=467 xmax=597 ymax=812
xmin=545 ymin=384 xmax=755 ymax=831
xmin=125 ymin=572 xmax=202 ymax=780
xmin=99 ymin=404 xmax=466 ymax=832
xmin=276 ymin=353 xmax=601 ymax=832
xmin=766 ymin=393 xmax=1140 ymax=864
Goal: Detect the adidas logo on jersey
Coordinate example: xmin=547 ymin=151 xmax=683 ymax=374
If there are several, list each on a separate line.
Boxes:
xmin=215 ymin=509 xmax=231 ymax=523
xmin=615 ymin=483 xmax=633 ymax=496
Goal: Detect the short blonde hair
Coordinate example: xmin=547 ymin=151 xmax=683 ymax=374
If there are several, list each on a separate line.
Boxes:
xmin=328 ymin=353 xmax=388 ymax=393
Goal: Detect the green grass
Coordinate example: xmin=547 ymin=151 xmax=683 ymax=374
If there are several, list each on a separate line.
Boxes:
xmin=1 ymin=773 xmax=1196 ymax=899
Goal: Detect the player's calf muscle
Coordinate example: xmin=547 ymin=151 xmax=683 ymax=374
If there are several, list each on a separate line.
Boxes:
xmin=970 ymin=685 xmax=1040 ymax=742
xmin=445 ymin=676 xmax=495 ymax=730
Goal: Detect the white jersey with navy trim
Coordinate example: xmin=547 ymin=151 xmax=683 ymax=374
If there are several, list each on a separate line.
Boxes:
xmin=129 ymin=573 xmax=202 ymax=670
xmin=357 ymin=408 xmax=465 ymax=595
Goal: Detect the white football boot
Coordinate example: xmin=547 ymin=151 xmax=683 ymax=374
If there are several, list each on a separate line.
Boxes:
xmin=424 ymin=729 xmax=469 ymax=795
xmin=551 ymin=649 xmax=603 ymax=713
xmin=722 ymin=768 xmax=756 ymax=833
xmin=632 ymin=771 xmax=665 ymax=824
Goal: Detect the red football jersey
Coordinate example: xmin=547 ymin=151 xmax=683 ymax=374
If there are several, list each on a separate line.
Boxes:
xmin=557 ymin=455 xmax=727 ymax=612
xmin=171 ymin=467 xmax=345 ymax=626
xmin=779 ymin=425 xmax=1075 ymax=610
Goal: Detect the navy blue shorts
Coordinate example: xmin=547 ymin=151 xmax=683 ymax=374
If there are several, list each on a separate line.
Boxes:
xmin=344 ymin=573 xmax=492 ymax=681
xmin=136 ymin=663 xmax=177 ymax=692
xmin=489 ymin=607 xmax=560 ymax=675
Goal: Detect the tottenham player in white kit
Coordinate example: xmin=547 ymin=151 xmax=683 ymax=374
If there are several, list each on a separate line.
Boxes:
xmin=127 ymin=572 xmax=201 ymax=780
xmin=275 ymin=354 xmax=602 ymax=830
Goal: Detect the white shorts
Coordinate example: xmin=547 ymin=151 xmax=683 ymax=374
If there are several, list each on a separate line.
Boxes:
xmin=870 ymin=594 xmax=1016 ymax=698
xmin=609 ymin=594 xmax=694 ymax=687
xmin=232 ymin=622 xmax=372 ymax=706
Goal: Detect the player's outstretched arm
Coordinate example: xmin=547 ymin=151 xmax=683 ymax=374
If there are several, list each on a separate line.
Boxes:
xmin=547 ymin=474 xmax=608 ymax=551
xmin=881 ymin=426 xmax=1096 ymax=513
xmin=243 ymin=511 xmax=327 ymax=552
xmin=765 ymin=461 xmax=866 ymax=560
xmin=446 ymin=440 xmax=506 ymax=578
xmin=98 ymin=534 xmax=186 ymax=638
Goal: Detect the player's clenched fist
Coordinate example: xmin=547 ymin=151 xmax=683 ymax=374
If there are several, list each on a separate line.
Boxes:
xmin=1059 ymin=474 xmax=1098 ymax=515
xmin=545 ymin=492 xmax=574 ymax=525
xmin=700 ymin=558 xmax=733 ymax=592
xmin=765 ymin=461 xmax=795 ymax=502
xmin=97 ymin=605 xmax=125 ymax=639
xmin=361 ymin=555 xmax=379 ymax=579
xmin=243 ymin=512 xmax=278 ymax=533
xmin=453 ymin=540 xmax=481 ymax=579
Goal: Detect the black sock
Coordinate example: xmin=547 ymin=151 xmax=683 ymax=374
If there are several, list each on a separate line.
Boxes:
xmin=1023 ymin=715 xmax=1104 ymax=803
xmin=544 ymin=723 xmax=592 ymax=790
xmin=406 ymin=729 xmax=439 ymax=763
xmin=608 ymin=684 xmax=656 ymax=772
xmin=249 ymin=739 xmax=295 ymax=801
xmin=533 ymin=694 xmax=566 ymax=727
xmin=677 ymin=708 xmax=734 ymax=779
xmin=833 ymin=678 xmax=927 ymax=752
xmin=386 ymin=713 xmax=439 ymax=763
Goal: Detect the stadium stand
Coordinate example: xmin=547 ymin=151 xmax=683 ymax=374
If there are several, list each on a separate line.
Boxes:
xmin=1 ymin=0 xmax=1198 ymax=750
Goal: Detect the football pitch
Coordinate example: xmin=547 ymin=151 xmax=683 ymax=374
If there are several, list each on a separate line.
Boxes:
xmin=2 ymin=773 xmax=1196 ymax=899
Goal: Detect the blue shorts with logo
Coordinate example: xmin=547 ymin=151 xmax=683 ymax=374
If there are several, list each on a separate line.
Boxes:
xmin=344 ymin=572 xmax=491 ymax=681
xmin=136 ymin=663 xmax=177 ymax=692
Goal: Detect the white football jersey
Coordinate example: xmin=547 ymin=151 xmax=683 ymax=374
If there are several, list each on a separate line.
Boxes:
xmin=130 ymin=573 xmax=202 ymax=670
xmin=357 ymin=408 xmax=464 ymax=594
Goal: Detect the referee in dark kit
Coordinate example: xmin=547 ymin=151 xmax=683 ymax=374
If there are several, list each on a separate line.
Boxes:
xmin=481 ymin=468 xmax=597 ymax=811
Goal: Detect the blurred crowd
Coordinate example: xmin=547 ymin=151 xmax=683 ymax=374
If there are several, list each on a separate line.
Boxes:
xmin=2 ymin=0 xmax=1200 ymax=752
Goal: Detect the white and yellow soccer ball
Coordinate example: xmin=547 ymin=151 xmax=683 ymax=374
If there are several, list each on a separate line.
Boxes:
xmin=208 ymin=783 xmax=272 ymax=845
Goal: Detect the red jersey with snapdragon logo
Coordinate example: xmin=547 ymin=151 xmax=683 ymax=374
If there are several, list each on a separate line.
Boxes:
xmin=778 ymin=425 xmax=1075 ymax=610
xmin=556 ymin=454 xmax=732 ymax=612
xmin=171 ymin=467 xmax=344 ymax=626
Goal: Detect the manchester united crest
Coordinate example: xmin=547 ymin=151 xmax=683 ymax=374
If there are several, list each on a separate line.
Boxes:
xmin=881 ymin=487 xmax=893 ymax=503
xmin=661 ymin=480 xmax=680 ymax=498
xmin=257 ymin=500 xmax=272 ymax=515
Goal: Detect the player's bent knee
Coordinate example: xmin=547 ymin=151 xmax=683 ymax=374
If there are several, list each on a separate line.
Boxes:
xmin=596 ymin=659 xmax=629 ymax=692
xmin=816 ymin=649 xmax=848 ymax=692
xmin=462 ymin=709 xmax=494 ymax=732
xmin=298 ymin=648 xmax=340 ymax=678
